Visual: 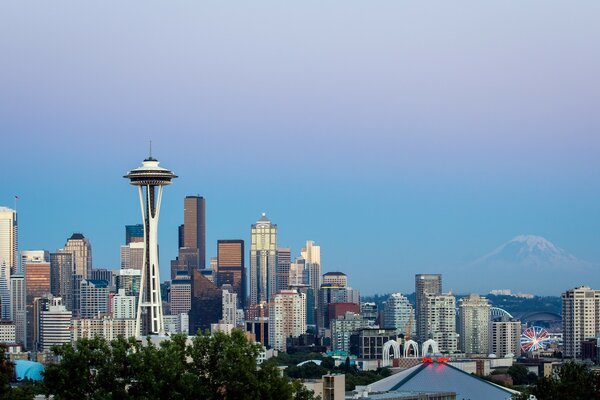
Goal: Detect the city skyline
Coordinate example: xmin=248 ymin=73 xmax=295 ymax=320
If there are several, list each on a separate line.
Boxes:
xmin=2 ymin=1 xmax=599 ymax=296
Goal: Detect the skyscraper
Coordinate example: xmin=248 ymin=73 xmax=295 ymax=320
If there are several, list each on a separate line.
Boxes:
xmin=0 ymin=207 xmax=17 ymax=319
xmin=10 ymin=274 xmax=25 ymax=345
xmin=21 ymin=250 xmax=49 ymax=268
xmin=25 ymin=262 xmax=51 ymax=304
xmin=268 ymin=289 xmax=306 ymax=351
xmin=183 ymin=195 xmax=206 ymax=269
xmin=125 ymin=224 xmax=144 ymax=245
xmin=459 ymin=294 xmax=491 ymax=355
xmin=276 ymin=247 xmax=291 ymax=292
xmin=424 ymin=293 xmax=457 ymax=353
xmin=49 ymin=252 xmax=74 ymax=310
xmin=415 ymin=274 xmax=442 ymax=343
xmin=39 ymin=297 xmax=72 ymax=352
xmin=63 ymin=233 xmax=92 ymax=279
xmin=216 ymin=240 xmax=245 ymax=308
xmin=79 ymin=279 xmax=109 ymax=318
xmin=302 ymin=241 xmax=321 ymax=314
xmin=383 ymin=293 xmax=415 ymax=336
xmin=490 ymin=316 xmax=522 ymax=357
xmin=120 ymin=242 xmax=144 ymax=270
xmin=170 ymin=271 xmax=192 ymax=316
xmin=125 ymin=155 xmax=177 ymax=336
xmin=250 ymin=213 xmax=277 ymax=306
xmin=221 ymin=285 xmax=238 ymax=326
xmin=562 ymin=286 xmax=600 ymax=358
xmin=189 ymin=270 xmax=222 ymax=335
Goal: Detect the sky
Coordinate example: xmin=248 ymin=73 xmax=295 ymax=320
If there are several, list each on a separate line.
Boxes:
xmin=1 ymin=1 xmax=599 ymax=296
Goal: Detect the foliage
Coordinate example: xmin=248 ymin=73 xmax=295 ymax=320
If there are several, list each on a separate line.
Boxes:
xmin=513 ymin=361 xmax=600 ymax=400
xmin=0 ymin=345 xmax=44 ymax=400
xmin=43 ymin=330 xmax=318 ymax=400
xmin=508 ymin=364 xmax=537 ymax=385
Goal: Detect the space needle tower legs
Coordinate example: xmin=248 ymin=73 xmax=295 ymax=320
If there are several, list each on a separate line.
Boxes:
xmin=125 ymin=154 xmax=177 ymax=337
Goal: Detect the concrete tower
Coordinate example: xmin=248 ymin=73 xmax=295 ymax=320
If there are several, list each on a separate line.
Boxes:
xmin=249 ymin=213 xmax=277 ymax=306
xmin=125 ymin=154 xmax=177 ymax=336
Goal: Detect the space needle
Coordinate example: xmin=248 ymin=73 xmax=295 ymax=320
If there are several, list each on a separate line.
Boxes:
xmin=124 ymin=151 xmax=177 ymax=336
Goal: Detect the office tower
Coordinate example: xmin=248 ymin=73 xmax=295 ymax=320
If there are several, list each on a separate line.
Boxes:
xmin=125 ymin=224 xmax=144 ymax=244
xmin=216 ymin=240 xmax=245 ymax=308
xmin=490 ymin=316 xmax=522 ymax=357
xmin=120 ymin=242 xmax=144 ymax=270
xmin=302 ymin=241 xmax=321 ymax=314
xmin=415 ymin=274 xmax=442 ymax=343
xmin=268 ymin=289 xmax=306 ymax=351
xmin=112 ymin=289 xmax=136 ymax=319
xmin=331 ymin=311 xmax=367 ymax=352
xmin=125 ymin=155 xmax=177 ymax=336
xmin=458 ymin=294 xmax=491 ymax=355
xmin=189 ymin=270 xmax=222 ymax=335
xmin=424 ymin=293 xmax=457 ymax=353
xmin=10 ymin=274 xmax=26 ymax=345
xmin=318 ymin=284 xmax=360 ymax=331
xmin=91 ymin=268 xmax=114 ymax=286
xmin=28 ymin=297 xmax=50 ymax=351
xmin=0 ymin=207 xmax=17 ymax=318
xmin=353 ymin=328 xmax=398 ymax=359
xmin=79 ymin=279 xmax=109 ymax=318
xmin=183 ymin=195 xmax=206 ymax=269
xmin=39 ymin=297 xmax=72 ymax=352
xmin=72 ymin=274 xmax=83 ymax=316
xmin=163 ymin=313 xmax=189 ymax=335
xmin=360 ymin=302 xmax=378 ymax=327
xmin=50 ymin=252 xmax=73 ymax=305
xmin=25 ymin=262 xmax=51 ymax=304
xmin=210 ymin=257 xmax=217 ymax=272
xmin=249 ymin=213 xmax=277 ymax=306
xmin=322 ymin=272 xmax=346 ymax=287
xmin=21 ymin=250 xmax=49 ymax=267
xmin=178 ymin=224 xmax=184 ymax=249
xmin=170 ymin=271 xmax=191 ymax=316
xmin=221 ymin=285 xmax=238 ymax=326
xmin=383 ymin=293 xmax=415 ymax=336
xmin=115 ymin=269 xmax=141 ymax=297
xmin=63 ymin=233 xmax=92 ymax=279
xmin=562 ymin=286 xmax=600 ymax=358
xmin=276 ymin=247 xmax=291 ymax=292
xmin=289 ymin=258 xmax=307 ymax=286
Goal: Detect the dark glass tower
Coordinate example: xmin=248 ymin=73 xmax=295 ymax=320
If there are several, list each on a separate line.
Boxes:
xmin=183 ymin=196 xmax=206 ymax=269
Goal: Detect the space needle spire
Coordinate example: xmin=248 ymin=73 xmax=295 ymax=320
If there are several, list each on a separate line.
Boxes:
xmin=124 ymin=152 xmax=177 ymax=336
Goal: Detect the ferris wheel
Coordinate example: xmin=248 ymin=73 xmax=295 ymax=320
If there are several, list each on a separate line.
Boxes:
xmin=520 ymin=326 xmax=551 ymax=352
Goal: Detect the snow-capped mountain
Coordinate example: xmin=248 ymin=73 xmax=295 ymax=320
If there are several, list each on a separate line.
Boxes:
xmin=471 ymin=234 xmax=587 ymax=270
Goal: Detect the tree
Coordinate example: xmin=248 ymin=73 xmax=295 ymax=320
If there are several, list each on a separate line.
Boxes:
xmin=514 ymin=361 xmax=600 ymax=400
xmin=508 ymin=364 xmax=530 ymax=385
xmin=43 ymin=331 xmax=318 ymax=400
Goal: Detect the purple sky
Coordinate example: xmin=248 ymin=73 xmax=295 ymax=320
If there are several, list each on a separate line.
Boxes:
xmin=1 ymin=1 xmax=599 ymax=295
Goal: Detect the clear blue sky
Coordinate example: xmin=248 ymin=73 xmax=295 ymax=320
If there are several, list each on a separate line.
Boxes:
xmin=1 ymin=1 xmax=599 ymax=295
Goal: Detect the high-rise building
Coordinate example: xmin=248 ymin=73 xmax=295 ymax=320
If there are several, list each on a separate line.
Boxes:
xmin=458 ymin=294 xmax=491 ymax=355
xmin=79 ymin=279 xmax=109 ymax=318
xmin=183 ymin=195 xmax=206 ymax=269
xmin=189 ymin=270 xmax=222 ymax=335
xmin=322 ymin=272 xmax=346 ymax=287
xmin=0 ymin=322 xmax=16 ymax=343
xmin=268 ymin=289 xmax=306 ymax=351
xmin=125 ymin=224 xmax=144 ymax=245
xmin=415 ymin=274 xmax=442 ymax=343
xmin=71 ymin=316 xmax=135 ymax=341
xmin=115 ymin=269 xmax=141 ymax=297
xmin=490 ymin=316 xmax=522 ymax=357
xmin=360 ymin=302 xmax=378 ymax=327
xmin=28 ymin=297 xmax=50 ymax=351
xmin=91 ymin=268 xmax=114 ymax=287
xmin=63 ymin=233 xmax=92 ymax=279
xmin=318 ymin=284 xmax=360 ymax=330
xmin=21 ymin=250 xmax=49 ymax=268
xmin=25 ymin=262 xmax=51 ymax=304
xmin=216 ymin=240 xmax=245 ymax=308
xmin=39 ymin=297 xmax=72 ymax=352
xmin=331 ymin=311 xmax=367 ymax=352
xmin=112 ymin=289 xmax=136 ymax=319
xmin=276 ymin=247 xmax=291 ymax=292
xmin=170 ymin=272 xmax=191 ymax=316
xmin=125 ymin=155 xmax=177 ymax=336
xmin=0 ymin=207 xmax=17 ymax=319
xmin=289 ymin=258 xmax=307 ymax=287
xmin=49 ymin=252 xmax=73 ymax=308
xmin=383 ymin=293 xmax=415 ymax=336
xmin=302 ymin=241 xmax=322 ymax=316
xmin=562 ymin=286 xmax=600 ymax=358
xmin=120 ymin=242 xmax=144 ymax=270
xmin=424 ymin=293 xmax=457 ymax=353
xmin=10 ymin=274 xmax=25 ymax=345
xmin=249 ymin=213 xmax=277 ymax=306
xmin=221 ymin=285 xmax=238 ymax=326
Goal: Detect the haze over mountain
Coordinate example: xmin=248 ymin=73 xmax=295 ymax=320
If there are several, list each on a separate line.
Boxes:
xmin=464 ymin=235 xmax=598 ymax=295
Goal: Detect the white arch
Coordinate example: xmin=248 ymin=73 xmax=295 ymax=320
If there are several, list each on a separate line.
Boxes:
xmin=403 ymin=339 xmax=419 ymax=358
xmin=421 ymin=339 xmax=439 ymax=356
xmin=382 ymin=340 xmax=401 ymax=366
